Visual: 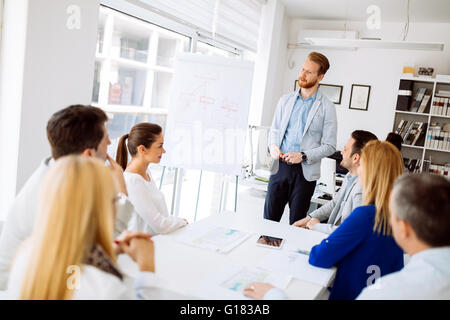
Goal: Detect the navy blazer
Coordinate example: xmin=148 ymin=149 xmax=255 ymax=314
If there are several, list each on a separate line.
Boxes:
xmin=309 ymin=204 xmax=404 ymax=300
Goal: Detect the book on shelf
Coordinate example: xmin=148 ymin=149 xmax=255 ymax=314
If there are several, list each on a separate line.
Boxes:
xmin=428 ymin=163 xmax=450 ymax=178
xmin=417 ymin=92 xmax=431 ymax=113
xmin=412 ymin=123 xmax=427 ymax=146
xmin=436 ymin=90 xmax=450 ymax=98
xmin=109 ymin=83 xmax=121 ymax=104
xmin=395 ymin=119 xmax=406 ymax=135
xmin=403 ymin=158 xmax=422 ymax=173
xmin=403 ymin=122 xmax=420 ymax=145
xmin=431 ymin=97 xmax=449 ymax=115
xmin=409 ymin=88 xmax=427 ymax=112
xmin=426 ymin=130 xmax=450 ymax=151
xmin=399 ymin=121 xmax=427 ymax=146
xmin=401 ymin=121 xmax=415 ymax=141
xmin=431 ymin=97 xmax=438 ymax=115
xmin=120 ymin=76 xmax=133 ymax=105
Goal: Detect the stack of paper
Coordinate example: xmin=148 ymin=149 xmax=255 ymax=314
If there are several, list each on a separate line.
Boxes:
xmin=175 ymin=225 xmax=251 ymax=254
xmin=197 ymin=265 xmax=292 ymax=300
xmin=258 ymin=251 xmax=336 ymax=287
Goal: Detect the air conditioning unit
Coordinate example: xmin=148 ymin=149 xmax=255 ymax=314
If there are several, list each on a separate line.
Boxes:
xmin=297 ymin=29 xmax=359 ymax=46
xmin=290 ymin=29 xmax=444 ymax=51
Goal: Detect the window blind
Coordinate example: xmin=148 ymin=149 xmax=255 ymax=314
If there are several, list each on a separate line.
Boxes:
xmin=137 ymin=0 xmax=263 ymax=51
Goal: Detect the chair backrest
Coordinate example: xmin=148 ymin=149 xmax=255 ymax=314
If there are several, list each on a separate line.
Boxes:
xmin=319 ymin=158 xmax=337 ymax=197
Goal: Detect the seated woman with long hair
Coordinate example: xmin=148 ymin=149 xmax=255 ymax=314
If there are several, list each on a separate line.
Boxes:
xmin=245 ymin=140 xmax=405 ymax=300
xmin=116 ymin=123 xmax=187 ymax=235
xmin=7 ymin=156 xmax=157 ymax=299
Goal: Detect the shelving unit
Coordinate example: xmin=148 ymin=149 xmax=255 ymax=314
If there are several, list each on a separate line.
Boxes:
xmin=92 ymin=6 xmax=191 ymax=129
xmin=393 ymin=76 xmax=450 ymax=174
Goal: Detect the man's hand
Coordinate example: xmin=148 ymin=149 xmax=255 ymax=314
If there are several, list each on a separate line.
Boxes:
xmin=107 ymin=154 xmax=128 ymax=196
xmin=293 ymin=216 xmax=311 ymax=228
xmin=281 ymin=152 xmax=302 ymax=164
xmin=306 ymin=218 xmax=320 ymax=230
xmin=269 ymin=144 xmax=281 ymax=159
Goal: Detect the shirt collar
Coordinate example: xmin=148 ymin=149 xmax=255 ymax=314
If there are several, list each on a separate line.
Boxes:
xmin=297 ymin=88 xmax=318 ymax=102
xmin=347 ymin=173 xmax=358 ymax=182
xmin=409 ymin=246 xmax=450 ymax=263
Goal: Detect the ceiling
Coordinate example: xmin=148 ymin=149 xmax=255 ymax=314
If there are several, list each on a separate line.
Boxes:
xmin=280 ymin=0 xmax=450 ymax=22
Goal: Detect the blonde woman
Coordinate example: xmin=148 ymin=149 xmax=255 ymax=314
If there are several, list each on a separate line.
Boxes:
xmin=7 ymin=156 xmax=157 ymax=300
xmin=245 ymin=140 xmax=405 ymax=300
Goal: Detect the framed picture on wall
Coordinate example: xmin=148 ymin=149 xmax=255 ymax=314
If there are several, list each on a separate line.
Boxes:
xmin=349 ymin=84 xmax=371 ymax=111
xmin=318 ymin=84 xmax=343 ymax=104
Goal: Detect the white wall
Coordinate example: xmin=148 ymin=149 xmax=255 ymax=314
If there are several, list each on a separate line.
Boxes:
xmin=282 ymin=19 xmax=450 ymax=149
xmin=0 ymin=0 xmax=100 ymax=218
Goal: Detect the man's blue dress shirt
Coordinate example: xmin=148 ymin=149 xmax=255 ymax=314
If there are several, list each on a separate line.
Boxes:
xmin=280 ymin=90 xmax=317 ymax=153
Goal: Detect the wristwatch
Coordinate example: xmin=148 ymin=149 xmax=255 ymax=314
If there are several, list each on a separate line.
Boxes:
xmin=301 ymin=152 xmax=307 ymax=161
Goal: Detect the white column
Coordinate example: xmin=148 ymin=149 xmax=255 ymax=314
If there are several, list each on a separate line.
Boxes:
xmin=0 ymin=0 xmax=100 ymax=218
xmin=248 ymin=0 xmax=288 ymax=127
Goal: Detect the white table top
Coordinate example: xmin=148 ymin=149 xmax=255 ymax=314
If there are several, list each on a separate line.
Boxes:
xmin=118 ymin=211 xmax=335 ymax=300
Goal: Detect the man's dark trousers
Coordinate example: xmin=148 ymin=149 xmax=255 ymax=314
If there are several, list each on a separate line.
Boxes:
xmin=264 ymin=160 xmax=316 ymax=224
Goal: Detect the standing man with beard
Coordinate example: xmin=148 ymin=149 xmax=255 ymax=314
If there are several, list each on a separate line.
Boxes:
xmin=264 ymin=52 xmax=337 ymax=225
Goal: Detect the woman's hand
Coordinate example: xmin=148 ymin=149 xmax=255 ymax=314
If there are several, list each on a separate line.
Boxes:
xmin=118 ymin=235 xmax=155 ymax=272
xmin=113 ymin=230 xmax=152 ymax=254
xmin=243 ymin=282 xmax=275 ymax=299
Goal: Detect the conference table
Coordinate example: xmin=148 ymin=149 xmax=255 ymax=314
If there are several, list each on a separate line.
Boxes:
xmin=118 ymin=211 xmax=336 ymax=300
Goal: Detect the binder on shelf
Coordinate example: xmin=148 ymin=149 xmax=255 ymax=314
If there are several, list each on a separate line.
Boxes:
xmin=432 ymin=97 xmax=440 ymax=115
xmin=429 ymin=164 xmax=450 ymax=177
xmin=439 ymin=132 xmax=445 ymax=150
xmin=432 ymin=131 xmax=440 ymax=149
xmin=445 ymin=132 xmax=450 ymax=150
xmin=396 ymin=80 xmax=413 ymax=111
xmin=425 ymin=131 xmax=432 ymax=148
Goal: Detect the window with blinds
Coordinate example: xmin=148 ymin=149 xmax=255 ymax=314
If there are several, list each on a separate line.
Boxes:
xmin=137 ymin=0 xmax=263 ymax=51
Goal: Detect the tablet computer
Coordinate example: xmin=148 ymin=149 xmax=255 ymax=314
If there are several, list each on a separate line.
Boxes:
xmin=256 ymin=235 xmax=284 ymax=249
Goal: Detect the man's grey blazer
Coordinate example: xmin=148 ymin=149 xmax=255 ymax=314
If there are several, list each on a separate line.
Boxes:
xmin=309 ymin=173 xmax=363 ymax=234
xmin=268 ymin=90 xmax=337 ymax=181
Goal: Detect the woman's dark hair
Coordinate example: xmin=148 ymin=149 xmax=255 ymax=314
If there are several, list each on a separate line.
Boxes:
xmin=385 ymin=132 xmax=403 ymax=151
xmin=116 ymin=123 xmax=162 ymax=170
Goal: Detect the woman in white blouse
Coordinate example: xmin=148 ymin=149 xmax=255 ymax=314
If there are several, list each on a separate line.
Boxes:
xmin=7 ymin=156 xmax=158 ymax=299
xmin=116 ymin=123 xmax=187 ymax=235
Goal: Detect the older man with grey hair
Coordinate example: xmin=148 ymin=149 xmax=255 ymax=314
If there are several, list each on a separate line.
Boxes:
xmin=357 ymin=173 xmax=450 ymax=299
